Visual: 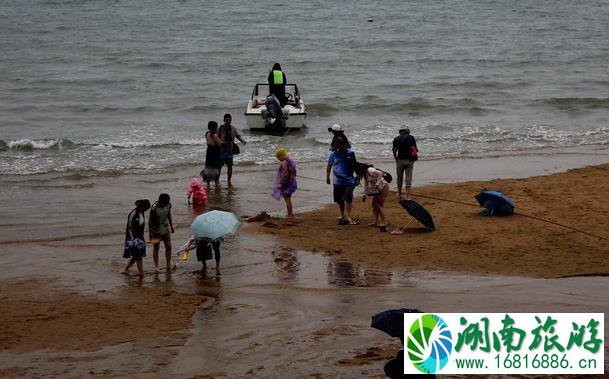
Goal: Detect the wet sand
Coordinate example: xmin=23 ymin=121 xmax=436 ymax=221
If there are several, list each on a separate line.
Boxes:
xmin=249 ymin=163 xmax=609 ymax=278
xmin=0 ymin=146 xmax=608 ymax=376
xmin=0 ymin=279 xmax=207 ymax=352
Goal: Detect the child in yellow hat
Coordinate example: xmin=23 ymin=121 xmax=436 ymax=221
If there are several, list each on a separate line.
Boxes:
xmin=272 ymin=147 xmax=297 ymax=218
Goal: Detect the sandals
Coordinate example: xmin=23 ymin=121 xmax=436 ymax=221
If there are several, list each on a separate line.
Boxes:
xmin=337 ymin=217 xmax=360 ymax=225
xmin=379 ymin=224 xmax=387 ymax=233
xmin=391 ymin=227 xmax=405 ymax=235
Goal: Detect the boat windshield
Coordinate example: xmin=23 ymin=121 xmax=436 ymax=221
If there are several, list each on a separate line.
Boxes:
xmin=251 ymin=83 xmax=300 ymax=104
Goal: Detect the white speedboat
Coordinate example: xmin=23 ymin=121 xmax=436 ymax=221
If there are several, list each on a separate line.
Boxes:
xmin=245 ymin=83 xmax=306 ymax=130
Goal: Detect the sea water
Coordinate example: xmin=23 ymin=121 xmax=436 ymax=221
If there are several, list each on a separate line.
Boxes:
xmin=1 ymin=0 xmax=608 ymax=175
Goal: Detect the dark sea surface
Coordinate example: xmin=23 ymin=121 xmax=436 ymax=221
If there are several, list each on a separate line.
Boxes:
xmin=1 ymin=0 xmax=608 ymax=175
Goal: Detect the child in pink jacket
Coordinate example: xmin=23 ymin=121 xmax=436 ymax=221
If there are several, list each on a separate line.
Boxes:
xmin=187 ymin=178 xmax=207 ymax=207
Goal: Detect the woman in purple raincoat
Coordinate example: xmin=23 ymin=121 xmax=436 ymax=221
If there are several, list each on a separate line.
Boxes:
xmin=272 ymin=147 xmax=297 ymax=218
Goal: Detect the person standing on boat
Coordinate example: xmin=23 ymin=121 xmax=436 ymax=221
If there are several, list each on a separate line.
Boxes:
xmin=392 ymin=128 xmax=418 ymax=200
xmin=268 ymin=63 xmax=287 ymax=107
xmin=218 ymin=113 xmax=246 ymax=186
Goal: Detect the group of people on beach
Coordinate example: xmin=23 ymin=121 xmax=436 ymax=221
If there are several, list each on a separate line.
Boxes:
xmin=122 ymin=194 xmax=175 ymax=276
xmin=122 ymin=111 xmax=417 ymax=275
xmin=201 ymin=113 xmax=247 ymax=187
xmin=325 ymin=124 xmax=418 ymax=232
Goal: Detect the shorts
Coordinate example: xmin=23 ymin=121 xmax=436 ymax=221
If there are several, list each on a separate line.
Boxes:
xmin=196 ymin=241 xmax=221 ymax=261
xmin=220 ymin=150 xmax=234 ymax=167
xmin=333 ymin=184 xmax=355 ymax=204
xmin=150 ymin=233 xmax=171 ymax=245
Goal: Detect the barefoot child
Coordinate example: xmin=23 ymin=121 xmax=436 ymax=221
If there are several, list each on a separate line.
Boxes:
xmin=121 ymin=199 xmax=150 ymax=276
xmin=149 ymin=193 xmax=175 ymax=272
xmin=272 ymin=147 xmax=297 ymax=218
xmin=177 ymin=236 xmax=223 ymax=273
xmin=187 ymin=177 xmax=207 ymax=207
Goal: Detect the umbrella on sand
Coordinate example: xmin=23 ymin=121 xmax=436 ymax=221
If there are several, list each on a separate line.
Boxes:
xmin=474 ymin=190 xmax=514 ymax=215
xmin=398 ymin=199 xmax=435 ymax=231
xmin=190 ymin=210 xmax=240 ymax=241
xmin=372 ymin=308 xmax=434 ymax=378
xmin=371 ymin=308 xmax=422 ymax=341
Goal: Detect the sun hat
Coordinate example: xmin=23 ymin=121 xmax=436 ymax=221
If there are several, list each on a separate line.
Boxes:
xmin=276 ymin=147 xmax=288 ymax=160
xmin=328 ymin=123 xmax=343 ymax=133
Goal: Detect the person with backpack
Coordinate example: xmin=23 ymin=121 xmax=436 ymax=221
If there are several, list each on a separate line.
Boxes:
xmin=121 ymin=199 xmax=151 ymax=276
xmin=355 ymin=163 xmax=390 ymax=232
xmin=326 ymin=138 xmax=359 ymax=225
xmin=392 ymin=128 xmax=418 ymax=200
xmin=149 ymin=193 xmax=174 ymax=272
xmin=218 ymin=113 xmax=246 ymax=186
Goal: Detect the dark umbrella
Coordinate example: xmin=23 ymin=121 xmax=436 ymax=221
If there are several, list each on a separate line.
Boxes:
xmin=371 ymin=308 xmax=421 ymax=341
xmin=399 ymin=200 xmax=435 ymax=231
xmin=475 ymin=190 xmax=515 ymax=215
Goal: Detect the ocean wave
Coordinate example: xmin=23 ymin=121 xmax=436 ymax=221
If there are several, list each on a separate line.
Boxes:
xmin=87 ymin=138 xmax=207 ymax=149
xmin=27 ymin=77 xmax=137 ymax=86
xmin=306 ymin=102 xmax=339 ymax=116
xmin=3 ymin=138 xmax=76 ymax=151
xmin=541 ymin=97 xmax=609 ymax=111
xmin=307 ymin=98 xmax=491 ymax=116
xmin=3 ymin=104 xmax=163 ymax=113
xmin=426 ymin=79 xmax=529 ymax=90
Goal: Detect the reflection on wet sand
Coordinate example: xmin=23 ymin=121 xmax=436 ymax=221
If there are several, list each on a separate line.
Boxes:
xmin=1 ymin=162 xmax=608 ymax=376
xmin=328 ymin=260 xmax=393 ymax=288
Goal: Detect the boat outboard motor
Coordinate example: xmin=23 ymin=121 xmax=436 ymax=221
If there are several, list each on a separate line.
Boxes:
xmin=263 ymin=93 xmax=287 ymax=129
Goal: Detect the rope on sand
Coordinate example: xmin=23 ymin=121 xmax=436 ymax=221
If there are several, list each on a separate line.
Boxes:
xmin=411 ymin=193 xmax=609 ymax=241
xmin=295 ymin=177 xmax=609 ymax=242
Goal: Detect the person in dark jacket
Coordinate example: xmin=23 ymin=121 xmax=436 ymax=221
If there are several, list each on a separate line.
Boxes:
xmin=121 ymin=199 xmax=150 ymax=276
xmin=328 ymin=123 xmax=351 ymax=150
xmin=392 ymin=128 xmax=418 ymax=200
xmin=268 ymin=62 xmax=287 ymax=107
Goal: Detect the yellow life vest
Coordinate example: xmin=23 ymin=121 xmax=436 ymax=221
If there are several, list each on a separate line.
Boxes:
xmin=272 ymin=70 xmax=284 ymax=85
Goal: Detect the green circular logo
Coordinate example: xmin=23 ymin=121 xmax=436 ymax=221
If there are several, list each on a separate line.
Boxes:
xmin=406 ymin=314 xmax=453 ymax=374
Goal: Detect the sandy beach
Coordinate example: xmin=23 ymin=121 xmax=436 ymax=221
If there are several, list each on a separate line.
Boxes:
xmin=249 ymin=163 xmax=609 ymax=278
xmin=1 ymin=150 xmax=608 ymax=376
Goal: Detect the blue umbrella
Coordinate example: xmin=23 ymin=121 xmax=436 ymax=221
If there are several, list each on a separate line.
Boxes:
xmin=190 ymin=210 xmax=240 ymax=241
xmin=399 ymin=199 xmax=435 ymax=231
xmin=371 ymin=308 xmax=422 ymax=341
xmin=475 ymin=190 xmax=515 ymax=215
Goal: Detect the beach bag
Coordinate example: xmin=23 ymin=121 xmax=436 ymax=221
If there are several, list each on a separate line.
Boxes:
xmin=201 ymin=167 xmax=219 ymax=183
xmin=409 ymin=146 xmax=418 ymax=161
xmin=366 ymin=187 xmax=381 ymax=196
xmin=124 ymin=238 xmax=146 ymax=258
xmin=379 ymin=169 xmax=393 ymax=183
xmin=232 ymin=143 xmax=240 ymax=155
